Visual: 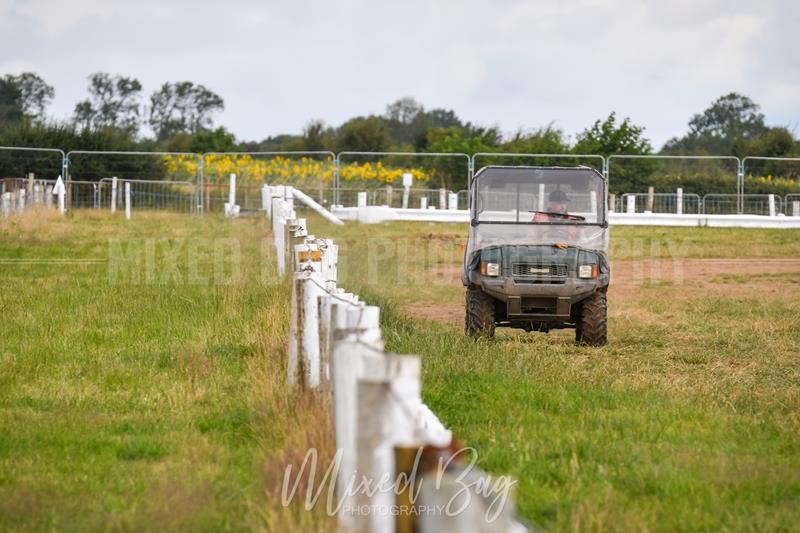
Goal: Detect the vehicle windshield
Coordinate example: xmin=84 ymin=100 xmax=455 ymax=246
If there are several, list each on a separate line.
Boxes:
xmin=473 ymin=166 xmax=606 ymax=225
xmin=466 ymin=166 xmax=609 ymax=259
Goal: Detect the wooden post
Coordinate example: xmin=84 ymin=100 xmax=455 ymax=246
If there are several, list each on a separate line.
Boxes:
xmin=646 ymin=186 xmax=655 ymax=213
xmin=439 ymin=188 xmax=447 ymax=210
xmin=609 ymin=193 xmax=616 ymax=213
xmin=27 ymin=172 xmax=34 ymax=197
xmin=386 ymin=185 xmax=393 ymax=207
xmin=676 ymin=188 xmax=683 ymax=215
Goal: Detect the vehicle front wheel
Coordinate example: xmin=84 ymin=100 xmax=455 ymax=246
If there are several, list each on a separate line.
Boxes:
xmin=465 ymin=286 xmax=495 ymax=338
xmin=575 ymin=290 xmax=607 ymax=346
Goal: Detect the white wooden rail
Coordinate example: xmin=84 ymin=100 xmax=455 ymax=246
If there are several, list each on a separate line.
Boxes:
xmin=268 ymin=186 xmax=526 ymax=533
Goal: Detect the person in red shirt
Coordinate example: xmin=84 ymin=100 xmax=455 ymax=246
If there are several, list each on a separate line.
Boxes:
xmin=533 ymin=189 xmax=571 ymax=222
xmin=533 ymin=190 xmax=579 ymax=241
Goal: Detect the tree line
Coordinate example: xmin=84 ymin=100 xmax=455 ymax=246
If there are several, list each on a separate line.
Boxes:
xmin=1 ymin=72 xmax=798 ymax=192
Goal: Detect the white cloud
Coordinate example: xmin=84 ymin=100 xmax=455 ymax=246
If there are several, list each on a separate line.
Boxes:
xmin=0 ymin=0 xmax=797 ymax=147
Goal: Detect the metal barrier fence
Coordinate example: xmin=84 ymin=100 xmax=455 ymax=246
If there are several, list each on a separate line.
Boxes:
xmin=98 ymin=178 xmax=198 ymax=213
xmin=66 ymin=150 xmax=202 ymax=212
xmin=608 ymin=155 xmax=742 ymax=212
xmin=0 ymin=147 xmax=65 ymax=210
xmin=337 ymin=151 xmax=470 ymax=206
xmin=201 ymin=151 xmax=335 ymax=211
xmin=702 ymin=194 xmax=783 ymax=216
xmin=2 ymin=147 xmax=800 ymax=216
xmin=786 ymin=194 xmax=800 ymax=216
xmin=370 ymin=186 xmax=453 ymax=209
xmin=619 ymin=192 xmax=703 ymax=214
xmin=473 ymin=152 xmax=606 ymax=179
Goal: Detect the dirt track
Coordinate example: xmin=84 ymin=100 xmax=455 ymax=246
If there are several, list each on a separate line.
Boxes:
xmin=404 ymin=258 xmax=800 ymax=325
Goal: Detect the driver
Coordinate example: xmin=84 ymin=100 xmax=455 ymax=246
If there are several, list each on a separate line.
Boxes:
xmin=533 ymin=190 xmax=570 ymax=221
xmin=533 ymin=189 xmax=579 ymax=242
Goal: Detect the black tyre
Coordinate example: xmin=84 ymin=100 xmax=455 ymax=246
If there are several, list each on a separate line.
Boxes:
xmin=465 ymin=286 xmax=495 ymax=338
xmin=575 ymin=290 xmax=607 ymax=346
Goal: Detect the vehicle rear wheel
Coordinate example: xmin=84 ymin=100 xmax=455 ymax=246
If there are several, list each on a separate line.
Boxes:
xmin=576 ymin=290 xmax=607 ymax=346
xmin=465 ymin=286 xmax=495 ymax=338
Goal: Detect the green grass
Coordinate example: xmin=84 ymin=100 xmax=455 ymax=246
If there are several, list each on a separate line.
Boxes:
xmin=309 ymin=215 xmax=800 ymax=531
xmin=2 ymin=210 xmax=799 ymax=531
xmin=0 ymin=210 xmax=333 ymax=532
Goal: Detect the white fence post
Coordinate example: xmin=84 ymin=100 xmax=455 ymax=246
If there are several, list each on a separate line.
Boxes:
xmin=676 ymin=187 xmax=684 ymax=215
xmin=1 ymin=192 xmax=10 ymax=217
xmin=420 ymin=196 xmax=427 ymax=210
xmin=54 ymin=176 xmax=65 ymax=215
xmin=357 ymin=191 xmax=368 ymax=208
xmin=261 ymin=184 xmax=270 ymax=215
xmin=224 ymin=173 xmax=240 ymax=217
xmin=768 ymin=194 xmax=776 ymax=217
xmin=17 ymin=190 xmax=25 ymax=212
xmin=627 ymin=195 xmax=636 ymax=214
xmin=793 ymin=201 xmax=800 ymax=217
xmin=125 ymin=182 xmax=131 ymax=220
xmin=45 ymin=185 xmax=53 ymax=208
xmin=292 ymin=187 xmax=345 ymax=225
xmin=439 ymin=188 xmax=447 ymax=210
xmin=448 ymin=192 xmax=458 ymax=211
xmin=538 ymin=183 xmax=546 ymax=212
xmin=111 ymin=176 xmax=118 ymax=214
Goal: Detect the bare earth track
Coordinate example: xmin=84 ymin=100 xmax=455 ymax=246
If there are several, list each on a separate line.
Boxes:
xmin=404 ymin=258 xmax=800 ymax=325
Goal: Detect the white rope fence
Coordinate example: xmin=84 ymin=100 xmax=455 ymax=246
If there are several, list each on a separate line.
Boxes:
xmin=267 ymin=185 xmax=526 ymax=533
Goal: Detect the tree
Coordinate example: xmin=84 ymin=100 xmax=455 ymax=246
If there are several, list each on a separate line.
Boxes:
xmin=302 ymin=119 xmax=334 ymax=151
xmin=503 ymin=124 xmax=569 ymax=155
xmin=14 ymin=73 xmax=54 ymax=119
xmin=148 ymin=81 xmax=224 ymax=140
xmin=425 ymin=126 xmax=501 ymax=189
xmin=663 ymin=93 xmax=767 ymax=154
xmin=336 ymin=116 xmax=390 ymax=152
xmin=0 ymin=77 xmax=23 ymax=125
xmin=0 ymin=72 xmax=54 ymax=124
xmin=574 ymin=112 xmax=652 ymax=156
xmin=74 ymin=73 xmax=142 ymax=132
xmin=385 ymin=97 xmax=423 ymax=125
xmin=189 ymin=126 xmax=237 ymax=153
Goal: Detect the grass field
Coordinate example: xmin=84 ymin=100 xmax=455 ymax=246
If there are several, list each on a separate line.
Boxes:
xmin=1 ymin=209 xmax=799 ymax=531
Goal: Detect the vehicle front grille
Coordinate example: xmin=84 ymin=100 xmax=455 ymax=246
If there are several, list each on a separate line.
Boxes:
xmin=512 ymin=262 xmax=568 ymax=278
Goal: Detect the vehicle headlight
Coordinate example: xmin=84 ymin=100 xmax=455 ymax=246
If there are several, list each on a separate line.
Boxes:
xmin=481 ymin=262 xmax=500 ymax=277
xmin=579 ymin=264 xmax=598 ymax=279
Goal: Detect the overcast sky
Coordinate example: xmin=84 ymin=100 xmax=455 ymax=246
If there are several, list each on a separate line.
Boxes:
xmin=1 ymin=0 xmax=798 ymax=148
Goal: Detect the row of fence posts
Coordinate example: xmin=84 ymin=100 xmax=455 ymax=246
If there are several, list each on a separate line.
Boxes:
xmin=267 ymin=185 xmax=524 ymax=532
xmin=607 ymin=188 xmax=797 ymax=216
xmin=1 ymin=173 xmax=68 ymax=217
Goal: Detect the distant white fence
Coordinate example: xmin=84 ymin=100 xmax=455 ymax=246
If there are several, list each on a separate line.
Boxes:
xmin=268 ymin=186 xmax=526 ymax=533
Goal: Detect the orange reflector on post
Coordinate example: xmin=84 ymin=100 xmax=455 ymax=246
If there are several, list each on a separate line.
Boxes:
xmin=299 ymin=250 xmax=323 ymax=262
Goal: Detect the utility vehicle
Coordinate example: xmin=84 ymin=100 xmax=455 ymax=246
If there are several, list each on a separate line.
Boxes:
xmin=462 ymin=166 xmax=610 ymax=345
